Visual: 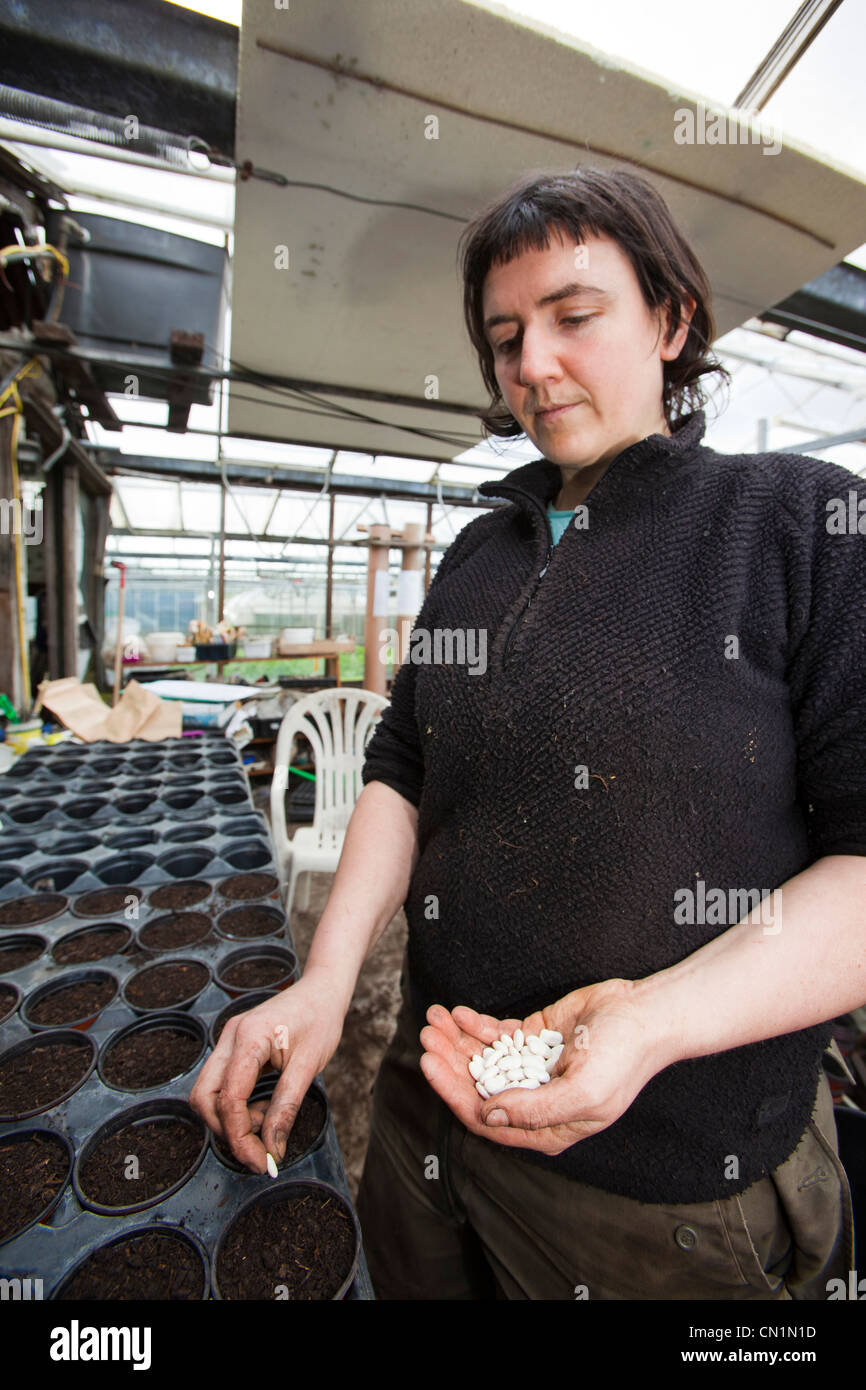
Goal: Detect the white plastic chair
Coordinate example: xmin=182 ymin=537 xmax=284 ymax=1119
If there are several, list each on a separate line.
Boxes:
xmin=269 ymin=687 xmax=389 ymax=923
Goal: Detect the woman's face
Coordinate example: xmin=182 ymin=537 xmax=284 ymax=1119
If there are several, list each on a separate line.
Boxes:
xmin=481 ymin=229 xmax=694 ymax=473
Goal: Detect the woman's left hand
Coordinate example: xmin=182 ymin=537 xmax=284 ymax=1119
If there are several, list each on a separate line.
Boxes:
xmin=419 ymin=977 xmax=669 ymax=1155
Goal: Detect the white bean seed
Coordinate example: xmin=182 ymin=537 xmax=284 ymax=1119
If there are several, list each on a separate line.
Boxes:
xmin=515 ymin=1077 xmax=540 ymax=1089
xmin=539 ymin=1028 xmax=562 ymax=1047
xmin=513 ymin=1028 xmax=524 ymax=1049
xmin=469 ymin=1056 xmax=484 ymax=1080
xmin=482 ymin=1047 xmax=498 ymax=1063
xmin=486 ymin=1075 xmax=508 ymax=1095
xmin=527 ymin=1036 xmax=545 ymax=1055
xmin=476 ymin=1083 xmax=490 ymax=1099
xmin=266 ymin=1152 xmax=279 ymax=1179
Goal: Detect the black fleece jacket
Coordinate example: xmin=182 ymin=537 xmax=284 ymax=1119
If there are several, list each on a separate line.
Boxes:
xmin=361 ymin=408 xmax=866 ymax=1203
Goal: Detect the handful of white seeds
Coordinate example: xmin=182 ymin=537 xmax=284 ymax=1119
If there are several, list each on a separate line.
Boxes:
xmin=469 ymin=1027 xmax=564 ymax=1098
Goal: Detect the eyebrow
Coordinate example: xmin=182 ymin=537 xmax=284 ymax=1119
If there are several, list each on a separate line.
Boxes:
xmin=483 ymin=282 xmax=613 ymax=338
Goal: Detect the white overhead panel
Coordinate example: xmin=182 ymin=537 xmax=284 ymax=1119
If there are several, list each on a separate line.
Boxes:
xmin=229 ymin=0 xmax=866 ymax=463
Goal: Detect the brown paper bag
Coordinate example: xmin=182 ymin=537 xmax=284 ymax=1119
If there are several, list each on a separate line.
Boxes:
xmin=36 ymin=677 xmax=182 ymax=743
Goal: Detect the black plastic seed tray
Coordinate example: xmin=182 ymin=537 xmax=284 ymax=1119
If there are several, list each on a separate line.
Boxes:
xmin=0 ymin=998 xmax=373 ymax=1298
xmin=0 ymin=901 xmax=298 ymax=1018
xmin=0 ymin=786 xmax=255 ymax=835
xmin=0 ymin=826 xmax=278 ymax=903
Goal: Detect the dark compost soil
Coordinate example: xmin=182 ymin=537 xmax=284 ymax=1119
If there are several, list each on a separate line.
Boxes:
xmin=101 ymin=1028 xmax=203 ymax=1090
xmin=0 ymin=1132 xmax=69 ymax=1243
xmin=55 ymin=1230 xmax=205 ymax=1300
xmin=78 ymin=1118 xmax=202 ymax=1207
xmin=216 ymin=1187 xmax=356 ymax=1299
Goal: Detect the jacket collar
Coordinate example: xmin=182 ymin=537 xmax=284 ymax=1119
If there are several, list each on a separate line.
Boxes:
xmin=477 ymin=408 xmax=707 ymax=510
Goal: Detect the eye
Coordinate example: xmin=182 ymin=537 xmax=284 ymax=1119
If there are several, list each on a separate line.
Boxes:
xmin=494 ymin=315 xmax=594 ymax=355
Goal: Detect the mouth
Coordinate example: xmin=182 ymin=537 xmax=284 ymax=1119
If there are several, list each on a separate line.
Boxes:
xmin=534 ymin=402 xmax=580 ymax=421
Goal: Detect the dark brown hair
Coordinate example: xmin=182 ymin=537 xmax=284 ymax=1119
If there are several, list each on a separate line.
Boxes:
xmin=457 ymin=165 xmax=730 ymax=436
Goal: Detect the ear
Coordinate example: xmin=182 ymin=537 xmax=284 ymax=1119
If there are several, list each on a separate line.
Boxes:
xmin=659 ymin=292 xmax=697 ymax=362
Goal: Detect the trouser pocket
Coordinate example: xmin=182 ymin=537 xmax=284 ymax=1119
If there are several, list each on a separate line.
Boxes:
xmin=731 ymin=1070 xmax=852 ymax=1300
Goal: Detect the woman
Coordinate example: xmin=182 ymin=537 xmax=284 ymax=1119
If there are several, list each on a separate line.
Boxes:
xmin=190 ymin=167 xmax=865 ymax=1300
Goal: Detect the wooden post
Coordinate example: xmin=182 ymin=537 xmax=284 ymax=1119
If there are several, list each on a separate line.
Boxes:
xmin=359 ymin=524 xmax=391 ymax=695
xmin=325 ymin=492 xmax=336 ymax=685
xmin=42 ymin=468 xmax=60 ymax=680
xmin=393 ymin=521 xmax=425 ymax=679
xmin=60 ymin=461 xmax=80 ymax=678
xmin=217 ymin=478 xmax=226 ymax=623
xmin=0 ymin=413 xmax=19 ymax=704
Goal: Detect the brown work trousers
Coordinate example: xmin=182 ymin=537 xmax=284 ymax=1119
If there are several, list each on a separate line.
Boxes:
xmin=355 ymin=986 xmax=855 ymax=1300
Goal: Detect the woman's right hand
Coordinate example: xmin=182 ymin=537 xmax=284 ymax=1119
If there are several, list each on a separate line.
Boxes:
xmin=188 ymin=969 xmax=345 ymax=1175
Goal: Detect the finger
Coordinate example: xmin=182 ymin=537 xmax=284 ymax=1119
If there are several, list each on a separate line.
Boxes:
xmin=479 ymin=1074 xmax=595 ymax=1134
xmin=247 ymin=1099 xmax=269 ymax=1132
xmin=260 ymin=1055 xmax=319 ymax=1163
xmin=187 ymin=1015 xmax=242 ymax=1137
xmin=419 ymin=1049 xmax=482 ymax=1127
xmin=419 ymin=1022 xmax=477 ymax=1075
xmin=215 ymin=1035 xmax=273 ymax=1170
xmin=425 ymin=1005 xmax=465 ymax=1046
xmin=450 ymin=1006 xmax=523 ymax=1044
xmin=419 ymin=1053 xmax=576 ymax=1155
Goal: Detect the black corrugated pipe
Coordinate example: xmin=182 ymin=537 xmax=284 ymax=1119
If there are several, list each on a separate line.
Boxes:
xmin=0 ymin=83 xmax=224 ymax=169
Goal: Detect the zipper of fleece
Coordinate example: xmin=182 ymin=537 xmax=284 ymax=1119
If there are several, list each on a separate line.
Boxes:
xmin=498 ymin=489 xmax=554 ymax=669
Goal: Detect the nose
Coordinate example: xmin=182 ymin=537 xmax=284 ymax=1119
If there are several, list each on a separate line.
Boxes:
xmin=517 ymin=324 xmax=564 ymax=391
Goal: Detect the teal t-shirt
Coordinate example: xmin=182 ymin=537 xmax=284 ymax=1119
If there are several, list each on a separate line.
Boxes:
xmin=547 ymin=503 xmax=575 ymax=546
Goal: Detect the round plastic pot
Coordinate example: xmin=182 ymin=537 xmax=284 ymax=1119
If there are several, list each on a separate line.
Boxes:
xmin=115 ymin=795 xmax=160 ymax=819
xmin=98 ymin=1012 xmax=208 ymax=1090
xmin=0 ymin=892 xmax=69 ymax=927
xmin=21 ymin=969 xmax=120 ymax=1032
xmin=62 ymin=797 xmax=108 ymax=821
xmin=0 ymin=839 xmax=36 ymax=861
xmin=209 ymin=1077 xmax=328 ymax=1174
xmin=24 ymin=860 xmax=89 ymax=893
xmin=121 ymin=959 xmax=213 ymax=1015
xmin=156 ymin=846 xmax=215 ymax=879
xmin=44 ymin=759 xmax=80 ymax=778
xmin=7 ymin=799 xmax=55 ymax=824
xmin=0 ymin=1029 xmax=98 ymax=1120
xmin=0 ymin=1128 xmax=74 ymax=1248
xmin=96 ymin=852 xmax=154 ymax=885
xmin=163 ymin=790 xmax=207 ymax=810
xmin=212 ymin=787 xmax=248 ymax=806
xmin=0 ymin=981 xmax=21 ymax=1024
xmin=0 ymin=934 xmax=47 ymax=971
xmin=50 ymin=1223 xmax=210 ymax=1300
xmin=214 ymin=944 xmax=297 ymax=998
xmin=104 ymin=828 xmax=158 ymax=850
xmin=51 ymin=922 xmax=133 ymax=966
xmin=129 ymin=756 xmax=164 ymax=773
xmin=71 ymin=885 xmax=143 ymax=919
xmin=210 ymin=752 xmax=238 ymax=767
xmin=52 ymin=835 xmax=100 ymax=856
xmin=136 ymin=910 xmax=213 ymax=955
xmin=72 ymin=1098 xmax=208 ymax=1215
xmin=164 ymin=821 xmax=212 ymax=844
xmin=223 ymin=843 xmax=271 ymax=871
xmin=215 ymin=904 xmax=284 ymax=942
xmin=90 ymin=758 xmax=123 ymax=775
xmin=219 ymin=817 xmax=267 ymax=839
xmin=209 ymin=989 xmax=279 ymax=1049
xmin=212 ymin=1179 xmax=361 ymax=1301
